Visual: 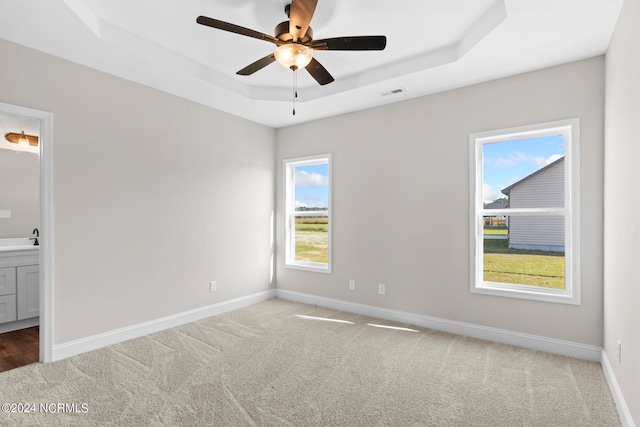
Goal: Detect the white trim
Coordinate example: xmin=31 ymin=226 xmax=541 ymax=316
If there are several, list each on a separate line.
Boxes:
xmin=52 ymin=290 xmax=276 ymax=361
xmin=0 ymin=102 xmax=54 ymax=363
xmin=276 ymin=289 xmax=601 ymax=361
xmin=283 ymin=263 xmax=332 ymax=274
xmin=39 ymin=111 xmax=54 ymax=363
xmin=469 ymin=118 xmax=581 ymax=305
xmin=283 ymin=153 xmax=332 ymax=274
xmin=601 ymin=349 xmax=637 ymax=427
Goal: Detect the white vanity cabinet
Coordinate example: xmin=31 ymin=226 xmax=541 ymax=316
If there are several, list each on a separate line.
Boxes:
xmin=0 ymin=245 xmax=39 ymax=330
xmin=0 ymin=265 xmax=39 ymax=324
xmin=0 ymin=267 xmax=18 ymax=324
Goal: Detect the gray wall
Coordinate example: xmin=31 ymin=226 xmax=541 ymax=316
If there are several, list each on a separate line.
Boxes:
xmin=276 ymin=57 xmax=605 ymax=346
xmin=0 ymin=38 xmax=276 ymax=344
xmin=604 ymin=0 xmax=640 ymax=423
xmin=0 ymin=149 xmax=39 ymax=237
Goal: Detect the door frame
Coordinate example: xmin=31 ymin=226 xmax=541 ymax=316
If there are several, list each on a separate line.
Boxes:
xmin=0 ymin=101 xmax=54 ymax=362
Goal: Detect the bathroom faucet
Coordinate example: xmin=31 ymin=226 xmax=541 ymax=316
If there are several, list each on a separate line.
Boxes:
xmin=31 ymin=228 xmax=39 ymax=246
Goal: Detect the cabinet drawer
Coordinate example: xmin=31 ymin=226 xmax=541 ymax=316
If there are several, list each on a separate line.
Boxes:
xmin=0 ymin=294 xmax=17 ymax=324
xmin=0 ymin=267 xmax=17 ymax=296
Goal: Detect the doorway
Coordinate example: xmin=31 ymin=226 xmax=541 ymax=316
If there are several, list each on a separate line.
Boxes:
xmin=0 ymin=102 xmax=53 ymax=365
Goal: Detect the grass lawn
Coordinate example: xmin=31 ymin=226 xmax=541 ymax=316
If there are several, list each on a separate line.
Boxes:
xmin=483 ymin=239 xmax=565 ymax=289
xmin=484 ymin=227 xmax=508 ymax=236
xmin=295 ymin=218 xmax=329 ymax=263
xmin=296 ymin=224 xmax=329 ymax=233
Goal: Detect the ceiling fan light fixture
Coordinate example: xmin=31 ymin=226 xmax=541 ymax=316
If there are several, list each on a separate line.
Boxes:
xmin=274 ymin=44 xmax=313 ymax=70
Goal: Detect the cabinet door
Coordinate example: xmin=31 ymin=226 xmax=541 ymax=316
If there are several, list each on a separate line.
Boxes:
xmin=0 ymin=267 xmax=17 ymax=296
xmin=0 ymin=294 xmax=17 ymax=324
xmin=17 ymin=265 xmax=39 ymax=320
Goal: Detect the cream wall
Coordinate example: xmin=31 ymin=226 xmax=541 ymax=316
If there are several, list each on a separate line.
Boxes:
xmin=276 ymin=57 xmax=605 ymax=346
xmin=0 ymin=149 xmax=39 ymax=237
xmin=0 ymin=38 xmax=276 ymax=344
xmin=604 ymin=0 xmax=640 ymax=423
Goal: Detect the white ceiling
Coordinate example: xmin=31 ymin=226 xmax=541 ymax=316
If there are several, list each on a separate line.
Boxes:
xmin=0 ymin=0 xmax=623 ymax=128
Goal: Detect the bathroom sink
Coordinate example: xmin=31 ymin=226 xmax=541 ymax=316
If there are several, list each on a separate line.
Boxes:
xmin=0 ymin=238 xmax=39 ymax=252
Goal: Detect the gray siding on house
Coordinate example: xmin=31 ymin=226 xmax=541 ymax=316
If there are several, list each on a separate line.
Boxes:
xmin=504 ymin=158 xmax=565 ymax=252
xmin=507 ymin=158 xmax=564 ymax=208
xmin=508 ymin=215 xmax=565 ymax=251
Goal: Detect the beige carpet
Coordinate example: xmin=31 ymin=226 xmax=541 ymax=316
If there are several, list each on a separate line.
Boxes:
xmin=0 ymin=298 xmax=620 ymax=426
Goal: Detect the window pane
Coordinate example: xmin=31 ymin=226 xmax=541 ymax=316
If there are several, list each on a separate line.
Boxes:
xmin=292 ymin=162 xmax=329 ymax=266
xmin=294 ymin=163 xmax=329 ymax=211
xmin=483 ymin=215 xmax=565 ymax=289
xmin=295 ymin=215 xmax=329 ymax=263
xmin=482 ymin=135 xmax=565 ymax=209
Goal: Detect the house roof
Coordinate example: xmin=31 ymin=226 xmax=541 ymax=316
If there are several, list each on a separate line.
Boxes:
xmin=501 ymin=156 xmax=565 ymax=196
xmin=485 ymin=201 xmax=509 ymax=209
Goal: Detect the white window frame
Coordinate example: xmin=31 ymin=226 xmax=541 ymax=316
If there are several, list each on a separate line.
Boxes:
xmin=284 ymin=154 xmax=332 ymax=273
xmin=469 ymin=119 xmax=580 ymax=305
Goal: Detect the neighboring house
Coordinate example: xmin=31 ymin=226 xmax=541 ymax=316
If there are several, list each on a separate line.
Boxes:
xmin=484 ymin=200 xmax=508 ymax=228
xmin=501 ymin=157 xmax=565 ymax=252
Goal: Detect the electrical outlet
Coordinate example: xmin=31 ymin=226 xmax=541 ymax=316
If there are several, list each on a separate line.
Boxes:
xmin=617 ymin=340 xmax=622 ymax=363
xmin=209 ymin=281 xmax=217 ymax=293
xmin=349 ymin=280 xmax=356 ymax=290
xmin=378 ymin=284 xmax=386 ymax=295
xmin=0 ymin=210 xmax=11 ymax=219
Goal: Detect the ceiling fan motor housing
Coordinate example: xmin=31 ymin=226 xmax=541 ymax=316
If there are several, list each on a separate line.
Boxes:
xmin=275 ymin=21 xmax=313 ymax=43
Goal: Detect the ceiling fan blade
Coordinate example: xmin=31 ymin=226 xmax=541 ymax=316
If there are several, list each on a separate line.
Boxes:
xmin=197 ymin=16 xmax=281 ymax=45
xmin=289 ymin=0 xmax=318 ymax=42
xmin=237 ymin=54 xmax=276 ymax=76
xmin=306 ymin=58 xmax=334 ymax=85
xmin=310 ymin=36 xmax=387 ymax=51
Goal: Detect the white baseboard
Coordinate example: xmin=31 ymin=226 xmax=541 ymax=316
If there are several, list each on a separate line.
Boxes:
xmin=53 ymin=289 xmax=276 ymax=361
xmin=601 ymin=349 xmax=636 ymax=427
xmin=276 ymin=289 xmax=602 ymax=362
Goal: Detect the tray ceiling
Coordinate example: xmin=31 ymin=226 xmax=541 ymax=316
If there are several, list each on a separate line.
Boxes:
xmin=0 ymin=0 xmax=623 ymax=128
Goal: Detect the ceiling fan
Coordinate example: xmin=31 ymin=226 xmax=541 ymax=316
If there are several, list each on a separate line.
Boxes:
xmin=196 ymin=0 xmax=387 ymax=86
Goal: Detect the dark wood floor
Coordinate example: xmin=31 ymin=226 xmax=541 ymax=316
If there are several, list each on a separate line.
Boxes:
xmin=0 ymin=326 xmax=39 ymax=372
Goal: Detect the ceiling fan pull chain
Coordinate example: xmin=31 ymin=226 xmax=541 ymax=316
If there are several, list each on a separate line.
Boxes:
xmin=292 ymin=67 xmax=298 ymax=115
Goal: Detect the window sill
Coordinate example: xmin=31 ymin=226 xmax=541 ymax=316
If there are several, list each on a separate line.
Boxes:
xmin=471 ymin=282 xmax=580 ymax=305
xmin=284 ymin=263 xmax=331 ymax=274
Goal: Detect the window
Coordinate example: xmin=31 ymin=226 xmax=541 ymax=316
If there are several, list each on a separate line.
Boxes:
xmin=469 ymin=119 xmax=580 ymax=304
xmin=284 ymin=154 xmax=331 ymax=273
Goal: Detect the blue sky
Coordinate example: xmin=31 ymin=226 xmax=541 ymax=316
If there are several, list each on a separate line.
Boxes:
xmin=483 ymin=134 xmax=564 ymax=203
xmin=295 ymin=164 xmax=329 ymax=209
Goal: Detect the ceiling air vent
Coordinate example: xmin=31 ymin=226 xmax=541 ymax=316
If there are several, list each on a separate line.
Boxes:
xmin=380 ymin=88 xmax=405 ymax=96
